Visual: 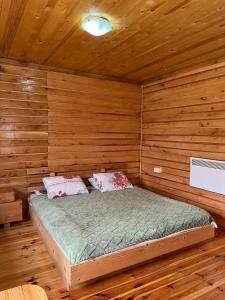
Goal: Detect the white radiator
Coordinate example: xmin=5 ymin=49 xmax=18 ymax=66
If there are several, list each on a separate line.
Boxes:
xmin=190 ymin=157 xmax=225 ymax=195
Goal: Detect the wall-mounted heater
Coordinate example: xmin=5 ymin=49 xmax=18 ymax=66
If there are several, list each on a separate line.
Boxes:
xmin=190 ymin=157 xmax=225 ymax=195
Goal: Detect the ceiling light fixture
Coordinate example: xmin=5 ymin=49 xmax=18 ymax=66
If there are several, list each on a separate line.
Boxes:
xmin=82 ymin=16 xmax=112 ymax=36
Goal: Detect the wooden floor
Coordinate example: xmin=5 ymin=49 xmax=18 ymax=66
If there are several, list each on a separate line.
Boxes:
xmin=0 ymin=223 xmax=225 ymax=300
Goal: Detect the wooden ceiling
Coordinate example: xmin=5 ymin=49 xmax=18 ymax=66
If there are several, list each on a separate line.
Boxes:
xmin=1 ymin=0 xmax=225 ymax=82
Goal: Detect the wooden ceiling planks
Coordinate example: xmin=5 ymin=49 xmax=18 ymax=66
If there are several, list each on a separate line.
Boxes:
xmin=1 ymin=1 xmax=225 ymax=82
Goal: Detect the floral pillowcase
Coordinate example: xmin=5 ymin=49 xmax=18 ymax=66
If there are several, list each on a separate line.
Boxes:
xmin=92 ymin=172 xmax=133 ymax=192
xmin=42 ymin=175 xmax=88 ymax=200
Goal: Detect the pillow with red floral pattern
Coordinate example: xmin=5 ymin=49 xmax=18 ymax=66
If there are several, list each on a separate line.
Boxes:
xmin=92 ymin=172 xmax=133 ymax=192
xmin=42 ymin=175 xmax=88 ymax=199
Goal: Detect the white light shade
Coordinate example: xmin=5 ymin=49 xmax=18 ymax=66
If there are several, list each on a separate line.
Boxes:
xmin=82 ymin=16 xmax=112 ymax=36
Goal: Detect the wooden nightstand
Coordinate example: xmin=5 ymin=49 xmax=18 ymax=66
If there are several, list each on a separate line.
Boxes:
xmin=0 ymin=188 xmax=22 ymax=229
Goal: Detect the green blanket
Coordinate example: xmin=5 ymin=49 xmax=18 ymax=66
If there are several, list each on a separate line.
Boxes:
xmin=30 ymin=187 xmax=213 ymax=264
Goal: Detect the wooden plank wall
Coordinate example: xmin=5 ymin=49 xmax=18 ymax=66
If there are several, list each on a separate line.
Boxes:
xmin=141 ymin=64 xmax=225 ymax=219
xmin=0 ymin=62 xmax=141 ymax=216
xmin=0 ymin=63 xmax=48 ymax=214
xmin=47 ymin=72 xmax=141 ymax=185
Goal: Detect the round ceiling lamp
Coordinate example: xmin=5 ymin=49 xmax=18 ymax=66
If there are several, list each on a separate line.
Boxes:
xmin=82 ymin=16 xmax=112 ymax=36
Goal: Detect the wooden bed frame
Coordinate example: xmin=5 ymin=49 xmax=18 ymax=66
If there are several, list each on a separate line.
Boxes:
xmin=30 ymin=205 xmax=215 ymax=290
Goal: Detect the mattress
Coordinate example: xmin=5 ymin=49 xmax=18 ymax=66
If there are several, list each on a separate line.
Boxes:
xmin=29 ymin=186 xmax=213 ymax=264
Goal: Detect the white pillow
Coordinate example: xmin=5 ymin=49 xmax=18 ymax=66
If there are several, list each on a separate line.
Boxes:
xmin=88 ymin=177 xmax=99 ymax=190
xmin=33 ymin=190 xmax=47 ymax=196
xmin=93 ymin=172 xmax=133 ymax=192
xmin=42 ymin=175 xmax=88 ymax=199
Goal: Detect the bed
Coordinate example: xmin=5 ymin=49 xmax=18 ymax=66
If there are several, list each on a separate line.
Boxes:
xmin=29 ymin=186 xmax=215 ymax=290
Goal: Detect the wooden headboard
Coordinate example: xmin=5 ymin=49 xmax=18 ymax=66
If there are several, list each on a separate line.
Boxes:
xmin=26 ymin=166 xmax=107 ymax=193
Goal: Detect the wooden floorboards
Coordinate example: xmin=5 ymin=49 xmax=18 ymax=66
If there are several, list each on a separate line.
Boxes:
xmin=0 ymin=222 xmax=225 ymax=299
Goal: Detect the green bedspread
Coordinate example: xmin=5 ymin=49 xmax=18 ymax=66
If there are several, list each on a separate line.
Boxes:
xmin=29 ymin=186 xmax=213 ymax=264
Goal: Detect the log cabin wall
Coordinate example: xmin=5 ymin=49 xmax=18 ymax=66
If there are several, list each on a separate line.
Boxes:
xmin=4 ymin=57 xmax=225 ymax=221
xmin=47 ymin=71 xmax=141 ymax=185
xmin=0 ymin=62 xmax=141 ymax=216
xmin=141 ymin=63 xmax=225 ymax=221
xmin=0 ymin=63 xmax=48 ymax=214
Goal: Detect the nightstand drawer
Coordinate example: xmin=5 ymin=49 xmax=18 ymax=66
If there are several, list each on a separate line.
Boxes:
xmin=0 ymin=188 xmax=15 ymax=203
xmin=0 ymin=201 xmax=22 ymax=224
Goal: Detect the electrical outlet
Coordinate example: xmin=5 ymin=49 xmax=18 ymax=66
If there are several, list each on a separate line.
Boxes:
xmin=154 ymin=167 xmax=162 ymax=173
